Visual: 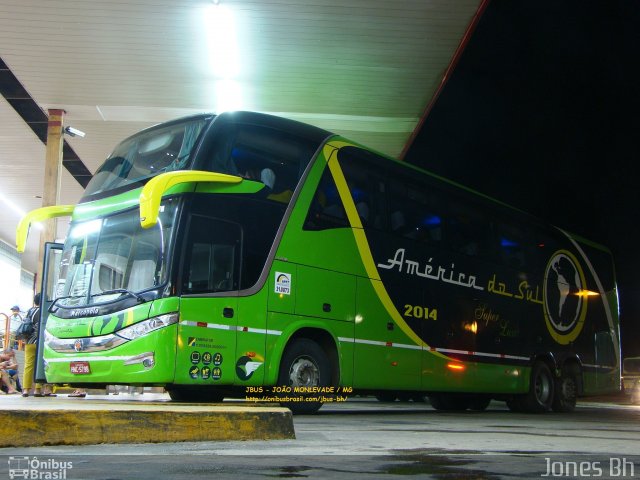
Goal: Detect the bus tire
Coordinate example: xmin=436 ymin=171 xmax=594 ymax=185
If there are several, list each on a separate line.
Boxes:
xmin=521 ymin=361 xmax=554 ymax=413
xmin=552 ymin=371 xmax=578 ymax=412
xmin=277 ymin=338 xmax=331 ymax=415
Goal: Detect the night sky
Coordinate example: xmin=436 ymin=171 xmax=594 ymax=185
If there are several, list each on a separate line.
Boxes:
xmin=405 ymin=0 xmax=640 ymax=357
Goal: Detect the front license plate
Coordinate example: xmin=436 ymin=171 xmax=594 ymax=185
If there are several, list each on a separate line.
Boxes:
xmin=70 ymin=361 xmax=91 ymax=374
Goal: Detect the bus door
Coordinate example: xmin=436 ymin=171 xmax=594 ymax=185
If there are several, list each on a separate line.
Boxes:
xmin=176 ymin=215 xmax=241 ymax=386
xmin=234 ymin=291 xmax=271 ymax=386
xmin=35 ymin=242 xmax=64 ymax=382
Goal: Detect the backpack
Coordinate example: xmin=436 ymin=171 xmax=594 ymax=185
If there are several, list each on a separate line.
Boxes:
xmin=15 ymin=306 xmax=37 ymax=341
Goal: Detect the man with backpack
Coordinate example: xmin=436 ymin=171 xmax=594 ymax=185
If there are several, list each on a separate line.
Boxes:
xmin=15 ymin=304 xmax=36 ymax=345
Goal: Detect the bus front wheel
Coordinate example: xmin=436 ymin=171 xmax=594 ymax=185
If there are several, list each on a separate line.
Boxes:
xmin=277 ymin=338 xmax=332 ymax=415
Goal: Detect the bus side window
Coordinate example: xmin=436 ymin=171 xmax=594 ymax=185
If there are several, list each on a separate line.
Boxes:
xmin=303 ymin=168 xmax=349 ymax=230
xmin=388 ymin=177 xmax=443 ymax=245
xmin=494 ymin=221 xmax=529 ymax=270
xmin=197 ymin=123 xmax=240 ymax=176
xmin=338 ymin=147 xmax=386 ymax=229
xmin=188 ymin=243 xmax=214 ymax=291
xmin=446 ymin=199 xmax=491 ymax=258
xmin=196 ymin=122 xmax=317 ymax=203
xmin=182 ymin=216 xmax=240 ymax=293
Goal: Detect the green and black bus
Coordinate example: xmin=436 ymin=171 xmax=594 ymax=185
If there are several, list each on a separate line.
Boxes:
xmin=18 ymin=111 xmax=620 ymax=413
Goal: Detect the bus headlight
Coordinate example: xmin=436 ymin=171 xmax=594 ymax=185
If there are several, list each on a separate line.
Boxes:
xmin=116 ymin=313 xmax=179 ymax=341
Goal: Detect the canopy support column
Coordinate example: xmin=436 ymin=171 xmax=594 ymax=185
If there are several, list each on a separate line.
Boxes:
xmin=36 ymin=109 xmax=65 ymax=285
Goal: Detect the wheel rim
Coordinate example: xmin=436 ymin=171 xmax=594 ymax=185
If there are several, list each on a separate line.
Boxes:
xmin=535 ymin=370 xmax=552 ymax=404
xmin=288 ymin=356 xmax=320 ymax=387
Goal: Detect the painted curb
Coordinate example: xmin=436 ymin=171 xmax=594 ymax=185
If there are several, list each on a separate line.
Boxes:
xmin=0 ymin=407 xmax=295 ymax=447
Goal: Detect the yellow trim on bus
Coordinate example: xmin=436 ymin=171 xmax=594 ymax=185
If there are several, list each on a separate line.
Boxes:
xmin=16 ymin=205 xmax=75 ymax=253
xmin=324 ymin=140 xmax=447 ymax=359
xmin=139 ymin=170 xmax=242 ymax=228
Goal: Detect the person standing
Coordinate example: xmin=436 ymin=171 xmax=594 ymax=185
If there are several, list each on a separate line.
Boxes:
xmin=8 ymin=305 xmax=22 ymax=348
xmin=21 ymin=293 xmax=56 ymax=397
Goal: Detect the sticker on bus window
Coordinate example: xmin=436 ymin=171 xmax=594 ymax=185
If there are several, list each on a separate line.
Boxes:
xmin=275 ymin=272 xmax=292 ymax=295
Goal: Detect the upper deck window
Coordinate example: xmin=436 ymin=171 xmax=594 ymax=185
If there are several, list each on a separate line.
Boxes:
xmin=83 ymin=116 xmax=211 ymax=198
xmin=195 ymin=121 xmax=320 ymax=202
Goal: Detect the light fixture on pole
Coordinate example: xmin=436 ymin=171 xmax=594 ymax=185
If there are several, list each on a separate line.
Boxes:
xmin=64 ymin=126 xmax=86 ymax=138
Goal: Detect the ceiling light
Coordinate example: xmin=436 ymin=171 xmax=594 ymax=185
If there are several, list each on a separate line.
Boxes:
xmin=64 ymin=126 xmax=86 ymax=138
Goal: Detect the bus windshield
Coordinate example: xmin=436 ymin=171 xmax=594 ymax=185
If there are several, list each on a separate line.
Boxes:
xmin=56 ymin=200 xmax=179 ymax=308
xmin=83 ymin=116 xmax=211 ymax=197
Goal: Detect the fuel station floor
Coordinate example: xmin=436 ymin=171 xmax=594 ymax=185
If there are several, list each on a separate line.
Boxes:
xmin=0 ymin=393 xmax=294 ymax=447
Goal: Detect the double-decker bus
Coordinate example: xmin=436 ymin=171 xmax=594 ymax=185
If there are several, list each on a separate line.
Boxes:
xmin=18 ymin=111 xmax=620 ymax=414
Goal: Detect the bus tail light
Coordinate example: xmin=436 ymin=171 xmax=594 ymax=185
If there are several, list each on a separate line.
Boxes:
xmin=447 ymin=363 xmax=465 ymax=371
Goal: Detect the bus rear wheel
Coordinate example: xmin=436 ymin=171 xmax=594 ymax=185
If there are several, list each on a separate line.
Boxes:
xmin=520 ymin=361 xmax=554 ymax=413
xmin=277 ymin=339 xmax=331 ymax=415
xmin=552 ymin=371 xmax=578 ymax=412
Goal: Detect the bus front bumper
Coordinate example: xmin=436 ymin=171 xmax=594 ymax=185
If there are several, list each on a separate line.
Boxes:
xmin=43 ymin=325 xmax=177 ymax=385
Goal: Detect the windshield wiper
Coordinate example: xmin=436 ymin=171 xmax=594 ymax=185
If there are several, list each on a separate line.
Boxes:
xmin=50 ymin=295 xmax=86 ymax=310
xmin=90 ymin=288 xmax=146 ymax=304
